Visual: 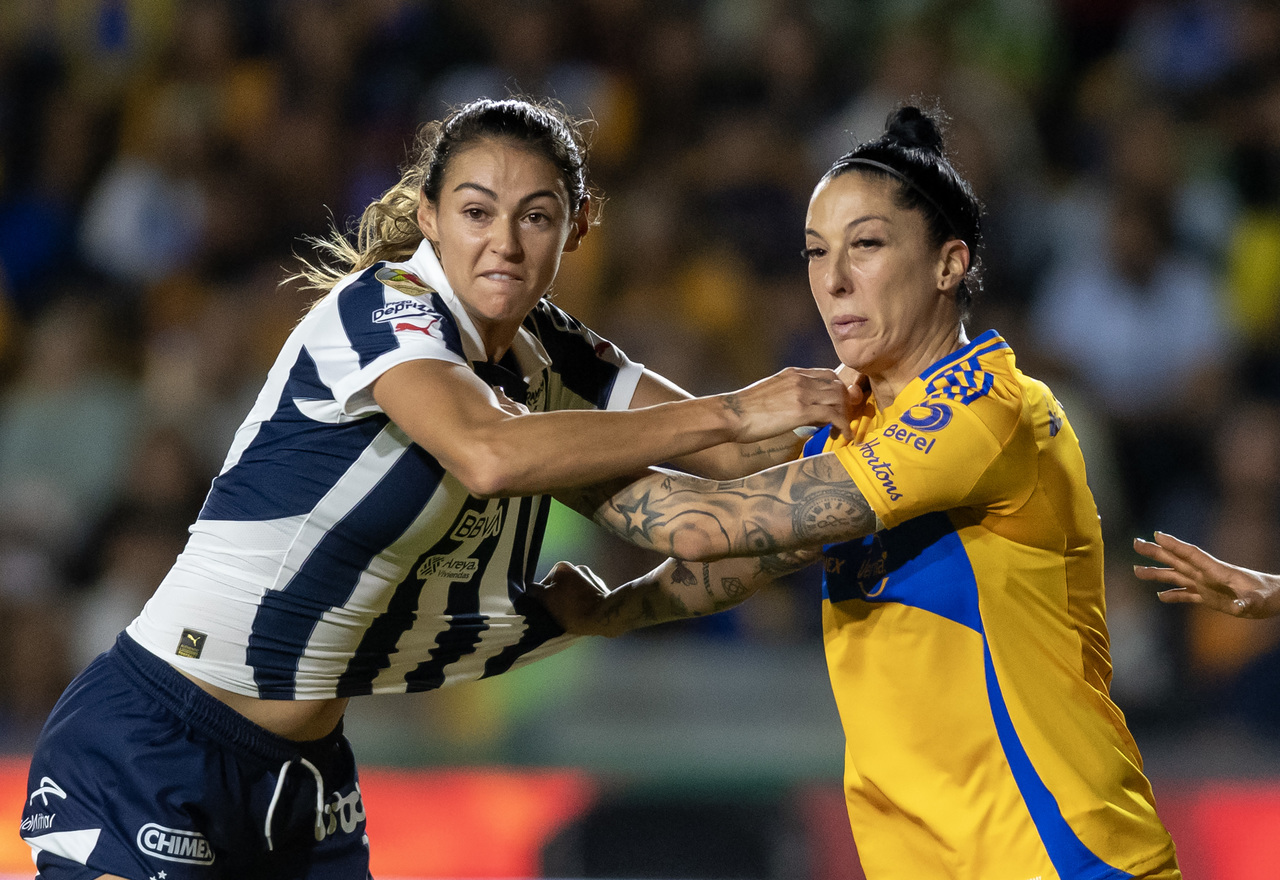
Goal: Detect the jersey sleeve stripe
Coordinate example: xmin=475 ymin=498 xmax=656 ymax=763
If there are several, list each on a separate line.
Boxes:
xmin=338 ymin=269 xmax=401 ymax=368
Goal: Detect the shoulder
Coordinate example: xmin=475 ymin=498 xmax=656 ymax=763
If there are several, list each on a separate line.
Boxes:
xmin=914 ymin=333 xmax=1035 ymax=446
xmin=524 ymin=298 xmax=628 ymax=365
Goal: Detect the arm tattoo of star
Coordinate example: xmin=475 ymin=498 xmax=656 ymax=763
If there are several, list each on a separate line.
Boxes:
xmin=613 ymin=489 xmax=664 ymax=542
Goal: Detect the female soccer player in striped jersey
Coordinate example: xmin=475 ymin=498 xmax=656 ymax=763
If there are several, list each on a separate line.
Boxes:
xmin=19 ymin=97 xmax=857 ymax=880
xmin=543 ymin=105 xmax=1184 ymax=880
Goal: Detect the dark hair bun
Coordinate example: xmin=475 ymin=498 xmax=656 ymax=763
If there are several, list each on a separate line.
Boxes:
xmin=885 ymin=106 xmax=945 ymax=156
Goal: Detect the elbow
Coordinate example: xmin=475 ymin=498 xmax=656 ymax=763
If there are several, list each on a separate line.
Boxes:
xmin=670 ymin=528 xmax=730 ymax=563
xmin=450 ymin=448 xmax=524 ymax=498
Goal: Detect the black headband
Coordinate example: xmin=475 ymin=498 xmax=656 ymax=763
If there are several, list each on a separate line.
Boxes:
xmin=842 ymin=157 xmax=961 ymax=240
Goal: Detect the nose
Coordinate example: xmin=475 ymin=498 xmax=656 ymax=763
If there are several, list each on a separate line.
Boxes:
xmin=490 ymin=216 xmax=523 ymax=260
xmin=821 ymin=255 xmax=851 ymax=298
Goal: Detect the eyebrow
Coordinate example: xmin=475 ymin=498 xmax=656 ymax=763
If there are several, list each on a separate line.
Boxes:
xmin=804 ymin=213 xmax=890 ymax=238
xmin=452 ymin=182 xmax=566 ymax=205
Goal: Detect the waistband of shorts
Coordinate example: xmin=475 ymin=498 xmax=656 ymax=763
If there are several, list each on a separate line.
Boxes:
xmin=110 ymin=631 xmax=345 ymax=766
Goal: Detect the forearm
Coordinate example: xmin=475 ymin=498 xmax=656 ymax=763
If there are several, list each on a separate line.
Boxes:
xmin=560 ymin=453 xmax=879 ymax=560
xmin=664 ymin=431 xmax=807 ymax=480
xmin=460 ymin=395 xmax=756 ymax=497
xmin=583 ymin=551 xmax=821 ymax=637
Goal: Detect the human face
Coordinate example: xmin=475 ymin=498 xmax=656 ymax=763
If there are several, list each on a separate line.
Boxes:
xmin=803 ymin=171 xmax=966 ymax=399
xmin=418 ymin=139 xmax=588 ymax=357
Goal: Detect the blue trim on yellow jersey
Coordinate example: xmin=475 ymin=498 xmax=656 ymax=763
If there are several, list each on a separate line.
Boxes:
xmin=822 ymin=513 xmax=982 ymax=632
xmin=984 ymin=644 xmax=1135 ymax=880
xmin=824 ymin=512 xmax=1134 ymax=879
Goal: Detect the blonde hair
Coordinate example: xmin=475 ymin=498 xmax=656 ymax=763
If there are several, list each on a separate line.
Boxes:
xmin=293 ymin=97 xmax=593 ymax=294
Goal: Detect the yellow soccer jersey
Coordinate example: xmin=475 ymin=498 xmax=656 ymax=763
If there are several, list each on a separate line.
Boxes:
xmin=805 ymin=330 xmax=1179 ymax=880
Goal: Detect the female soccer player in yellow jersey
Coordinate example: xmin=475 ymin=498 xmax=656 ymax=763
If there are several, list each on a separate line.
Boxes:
xmin=541 ymin=105 xmax=1184 ymax=880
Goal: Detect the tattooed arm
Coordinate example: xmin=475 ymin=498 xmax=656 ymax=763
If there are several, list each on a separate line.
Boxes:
xmin=555 ymin=452 xmax=881 ymax=562
xmin=531 ymin=550 xmax=823 ymax=637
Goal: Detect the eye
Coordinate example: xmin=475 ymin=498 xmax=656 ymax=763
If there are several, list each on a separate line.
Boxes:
xmin=463 ymin=207 xmax=488 ymax=221
xmin=801 ymin=246 xmax=826 ymax=261
xmin=853 ymin=237 xmax=882 ymax=249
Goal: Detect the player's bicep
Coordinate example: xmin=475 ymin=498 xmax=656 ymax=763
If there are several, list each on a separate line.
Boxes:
xmin=371 ymin=358 xmax=513 ymax=468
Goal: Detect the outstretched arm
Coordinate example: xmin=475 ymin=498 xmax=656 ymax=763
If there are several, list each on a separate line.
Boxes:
xmin=374 ymin=360 xmax=856 ymax=498
xmin=628 ymin=368 xmax=864 ymax=479
xmin=555 ymin=452 xmax=880 ymax=561
xmin=531 ymin=549 xmax=823 ymax=637
xmin=1134 ymin=532 xmax=1280 ymax=619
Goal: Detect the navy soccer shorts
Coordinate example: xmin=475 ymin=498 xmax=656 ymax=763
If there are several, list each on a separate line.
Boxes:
xmin=20 ymin=633 xmax=371 ymax=879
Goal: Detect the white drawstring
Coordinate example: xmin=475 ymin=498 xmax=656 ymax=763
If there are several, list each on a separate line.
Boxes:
xmin=264 ymin=757 xmax=327 ymax=852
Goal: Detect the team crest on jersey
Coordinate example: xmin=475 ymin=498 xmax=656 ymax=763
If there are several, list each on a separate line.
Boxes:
xmin=375 ymin=266 xmax=431 ymax=292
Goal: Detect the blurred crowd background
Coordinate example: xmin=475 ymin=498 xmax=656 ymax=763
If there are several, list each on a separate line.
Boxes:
xmin=0 ymin=0 xmax=1279 ymax=782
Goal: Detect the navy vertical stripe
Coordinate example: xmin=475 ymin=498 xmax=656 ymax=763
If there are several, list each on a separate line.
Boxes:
xmin=247 ymin=443 xmax=446 ymax=697
xmin=336 ymin=494 xmax=490 ymax=697
xmin=526 ymin=303 xmax=620 ymax=408
xmin=403 ymin=498 xmax=512 ymax=692
xmin=481 ymin=495 xmax=564 ymax=679
xmin=200 ymin=347 xmax=389 ymax=522
xmin=337 ymin=270 xmax=400 ymax=368
xmin=428 ymin=291 xmax=466 ymax=358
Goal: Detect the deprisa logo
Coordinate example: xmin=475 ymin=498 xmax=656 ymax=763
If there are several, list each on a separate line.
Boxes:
xmin=372 ymin=300 xmax=433 ymax=323
xmin=857 ymin=439 xmax=903 ymax=502
xmin=136 ymin=824 xmax=215 ymax=865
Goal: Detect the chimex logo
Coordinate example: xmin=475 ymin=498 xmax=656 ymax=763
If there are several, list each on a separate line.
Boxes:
xmin=136 ymin=824 xmax=216 ymax=865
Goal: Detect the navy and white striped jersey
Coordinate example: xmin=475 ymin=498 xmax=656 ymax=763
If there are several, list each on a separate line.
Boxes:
xmin=127 ymin=240 xmax=643 ymax=699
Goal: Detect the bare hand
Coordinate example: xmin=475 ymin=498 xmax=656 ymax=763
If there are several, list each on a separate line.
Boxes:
xmin=719 ymin=367 xmax=858 ymax=444
xmin=527 ymin=561 xmax=624 ymax=637
xmin=1133 ymin=532 xmax=1280 ymax=619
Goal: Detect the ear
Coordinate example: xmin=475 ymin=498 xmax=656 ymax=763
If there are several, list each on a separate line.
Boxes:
xmin=562 ymin=196 xmax=591 ymax=253
xmin=416 ymin=191 xmax=438 ymax=241
xmin=936 ymin=239 xmax=970 ymax=295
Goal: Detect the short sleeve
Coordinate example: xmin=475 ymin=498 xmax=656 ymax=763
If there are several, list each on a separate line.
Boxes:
xmin=833 ymin=388 xmax=1033 ymax=530
xmin=307 ymin=270 xmax=470 ymax=418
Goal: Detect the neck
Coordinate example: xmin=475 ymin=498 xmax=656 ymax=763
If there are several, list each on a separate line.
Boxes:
xmin=865 ymin=324 xmax=968 ymax=411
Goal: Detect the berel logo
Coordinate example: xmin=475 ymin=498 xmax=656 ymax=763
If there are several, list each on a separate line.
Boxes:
xmin=28 ymin=777 xmax=67 ymax=807
xmin=137 ymin=823 xmax=215 ymax=865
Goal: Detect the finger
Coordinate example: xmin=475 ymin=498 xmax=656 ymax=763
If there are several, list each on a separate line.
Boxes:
xmin=1156 ymin=588 xmax=1203 ymax=605
xmin=1153 ymin=531 xmax=1218 ymax=567
xmin=1133 ymin=565 xmax=1199 ymax=590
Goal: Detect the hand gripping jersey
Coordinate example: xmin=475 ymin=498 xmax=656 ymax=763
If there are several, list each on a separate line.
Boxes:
xmin=127 ymin=240 xmax=643 ymax=699
xmin=804 ymin=331 xmax=1179 ymax=880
